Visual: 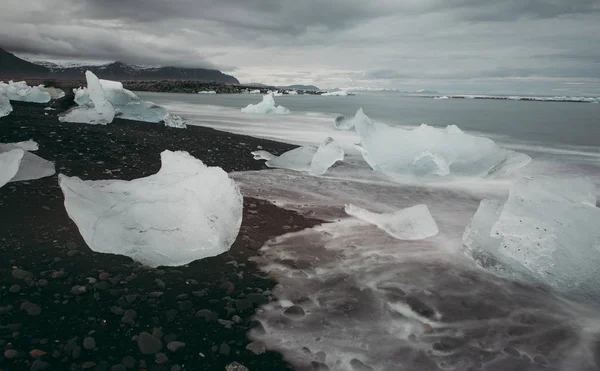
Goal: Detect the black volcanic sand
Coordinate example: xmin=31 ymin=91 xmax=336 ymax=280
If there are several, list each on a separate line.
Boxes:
xmin=0 ymin=101 xmax=322 ymax=371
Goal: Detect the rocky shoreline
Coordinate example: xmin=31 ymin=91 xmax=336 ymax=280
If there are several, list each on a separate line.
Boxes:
xmin=0 ymin=101 xmax=322 ymax=371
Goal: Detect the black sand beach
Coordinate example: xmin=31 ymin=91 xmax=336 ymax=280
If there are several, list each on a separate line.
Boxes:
xmin=0 ymin=101 xmax=322 ymax=371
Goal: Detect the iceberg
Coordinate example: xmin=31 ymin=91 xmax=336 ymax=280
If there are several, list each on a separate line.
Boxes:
xmin=0 ymin=93 xmax=12 ymax=118
xmin=0 ymin=81 xmax=51 ymax=103
xmin=198 ymin=91 xmax=216 ymax=94
xmin=59 ymin=150 xmax=243 ymax=267
xmin=333 ymin=108 xmax=370 ymax=131
xmin=0 ymin=149 xmax=23 ymax=188
xmin=261 ymin=137 xmax=344 ymax=175
xmin=321 ymin=90 xmax=349 ymax=96
xmin=0 ymin=140 xmax=55 ymax=183
xmin=354 ymin=110 xmax=531 ymax=178
xmin=74 ymin=79 xmax=139 ymax=106
xmin=434 ymin=96 xmax=449 ymax=100
xmin=60 ymin=71 xmax=116 ymax=125
xmin=241 ymin=95 xmax=289 ymax=115
xmin=345 ymin=204 xmax=439 ymax=240
xmin=463 ymin=177 xmax=600 ymax=297
xmin=309 ymin=137 xmax=345 ymax=176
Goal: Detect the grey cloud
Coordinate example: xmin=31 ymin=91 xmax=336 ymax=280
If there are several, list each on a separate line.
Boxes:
xmin=364 ymin=69 xmax=408 ymax=80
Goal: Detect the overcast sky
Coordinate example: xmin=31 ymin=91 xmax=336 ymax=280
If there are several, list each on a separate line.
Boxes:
xmin=1 ymin=0 xmax=600 ymax=94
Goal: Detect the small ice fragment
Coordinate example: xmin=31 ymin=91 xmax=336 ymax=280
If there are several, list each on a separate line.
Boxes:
xmin=58 ymin=150 xmax=243 ymax=267
xmin=0 ymin=149 xmax=24 ymax=188
xmin=266 ymin=146 xmax=317 ymax=172
xmin=0 ymin=141 xmax=55 ymax=182
xmin=333 ymin=108 xmax=370 ymax=131
xmin=198 ymin=91 xmax=217 ymax=94
xmin=321 ymin=90 xmax=348 ymax=96
xmin=0 ymin=93 xmax=12 ymax=118
xmin=345 ymin=204 xmax=439 ymax=240
xmin=251 ymin=150 xmax=276 ymax=161
xmin=309 ymin=137 xmax=344 ymax=175
xmin=241 ymin=95 xmax=289 ymax=115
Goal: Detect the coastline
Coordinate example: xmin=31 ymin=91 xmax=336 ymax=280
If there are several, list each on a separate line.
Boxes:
xmin=0 ymin=101 xmax=322 ymax=371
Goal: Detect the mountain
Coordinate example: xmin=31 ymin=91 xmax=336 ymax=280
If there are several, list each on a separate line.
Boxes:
xmin=0 ymin=48 xmax=239 ymax=84
xmin=0 ymin=48 xmax=50 ymax=76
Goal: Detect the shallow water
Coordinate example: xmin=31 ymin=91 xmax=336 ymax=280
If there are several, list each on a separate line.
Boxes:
xmin=139 ymin=91 xmax=600 ymax=370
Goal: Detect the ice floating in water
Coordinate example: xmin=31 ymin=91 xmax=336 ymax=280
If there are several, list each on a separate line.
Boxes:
xmin=0 ymin=81 xmax=51 ymax=103
xmin=251 ymin=150 xmax=276 ymax=161
xmin=463 ymin=177 xmax=600 ymax=298
xmin=0 ymin=140 xmax=55 ymax=185
xmin=241 ymin=95 xmax=289 ymax=115
xmin=260 ymin=137 xmax=344 ymax=175
xmin=64 ymin=72 xmax=185 ymax=128
xmin=321 ymin=90 xmax=349 ymax=96
xmin=434 ymin=96 xmax=449 ymax=100
xmin=59 ymin=150 xmax=243 ymax=267
xmin=345 ymin=204 xmax=439 ymax=240
xmin=248 ymin=89 xmax=261 ymax=94
xmin=198 ymin=91 xmax=216 ymax=94
xmin=309 ymin=137 xmax=345 ymax=175
xmin=354 ymin=110 xmax=531 ymax=178
xmin=0 ymin=93 xmax=12 ymax=118
xmin=287 ymin=90 xmax=298 ymax=95
xmin=333 ymin=107 xmax=370 ymax=131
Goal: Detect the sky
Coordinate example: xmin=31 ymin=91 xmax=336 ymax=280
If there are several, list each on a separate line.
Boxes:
xmin=1 ymin=0 xmax=600 ymax=95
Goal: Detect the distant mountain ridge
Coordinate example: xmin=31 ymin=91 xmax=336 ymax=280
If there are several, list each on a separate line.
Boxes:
xmin=0 ymin=48 xmax=239 ymax=84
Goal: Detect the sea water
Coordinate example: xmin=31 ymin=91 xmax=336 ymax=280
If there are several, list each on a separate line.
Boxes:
xmin=137 ymin=91 xmax=600 ymax=371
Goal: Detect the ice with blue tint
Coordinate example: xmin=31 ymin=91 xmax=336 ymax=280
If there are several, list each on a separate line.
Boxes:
xmin=59 ymin=150 xmax=243 ymax=267
xmin=354 ymin=110 xmax=531 ymax=179
xmin=0 ymin=93 xmax=12 ymax=118
xmin=0 ymin=81 xmax=51 ymax=103
xmin=259 ymin=137 xmax=344 ymax=175
xmin=309 ymin=137 xmax=345 ymax=175
xmin=60 ymin=71 xmax=116 ymax=125
xmin=463 ymin=177 xmax=600 ymax=298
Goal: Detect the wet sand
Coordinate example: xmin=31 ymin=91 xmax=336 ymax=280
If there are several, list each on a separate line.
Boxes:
xmin=0 ymin=101 xmax=322 ymax=371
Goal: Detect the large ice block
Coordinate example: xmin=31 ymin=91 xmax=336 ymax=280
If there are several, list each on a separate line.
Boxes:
xmin=0 ymin=140 xmax=55 ymax=184
xmin=266 ymin=146 xmax=317 ymax=172
xmin=463 ymin=177 xmax=600 ymax=297
xmin=241 ymin=95 xmax=289 ymax=114
xmin=354 ymin=110 xmax=531 ymax=178
xmin=345 ymin=204 xmax=439 ymax=240
xmin=59 ymin=150 xmax=243 ymax=267
xmin=309 ymin=137 xmax=345 ymax=175
xmin=75 ymin=79 xmax=139 ymax=106
xmin=0 ymin=81 xmax=51 ymax=103
xmin=60 ymin=72 xmax=116 ymax=125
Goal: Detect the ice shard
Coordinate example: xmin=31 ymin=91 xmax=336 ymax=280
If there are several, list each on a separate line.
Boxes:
xmin=241 ymin=95 xmax=290 ymax=114
xmin=309 ymin=137 xmax=345 ymax=175
xmin=60 ymin=71 xmax=116 ymax=125
xmin=0 ymin=149 xmax=24 ymax=188
xmin=59 ymin=150 xmax=243 ymax=267
xmin=0 ymin=140 xmax=55 ymax=184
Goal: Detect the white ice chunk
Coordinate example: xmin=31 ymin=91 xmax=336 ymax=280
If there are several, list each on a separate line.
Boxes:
xmin=60 ymin=71 xmax=116 ymax=125
xmin=0 ymin=93 xmax=12 ymax=118
xmin=251 ymin=150 xmax=276 ymax=161
xmin=0 ymin=149 xmax=24 ymax=188
xmin=0 ymin=141 xmax=55 ymax=183
xmin=241 ymin=95 xmax=290 ymax=115
xmin=463 ymin=177 xmax=600 ymax=297
xmin=321 ymin=90 xmax=348 ymax=96
xmin=345 ymin=204 xmax=439 ymax=240
xmin=75 ymin=79 xmax=139 ymax=106
xmin=266 ymin=146 xmax=317 ymax=172
xmin=248 ymin=89 xmax=261 ymax=94
xmin=287 ymin=90 xmax=298 ymax=95
xmin=163 ymin=113 xmax=187 ymax=129
xmin=43 ymin=87 xmax=65 ymax=100
xmin=434 ymin=96 xmax=449 ymax=100
xmin=58 ymin=150 xmax=243 ymax=267
xmin=354 ymin=110 xmax=531 ymax=178
xmin=333 ymin=108 xmax=370 ymax=131
xmin=309 ymin=137 xmax=344 ymax=175
xmin=0 ymin=81 xmax=51 ymax=103
xmin=198 ymin=91 xmax=216 ymax=94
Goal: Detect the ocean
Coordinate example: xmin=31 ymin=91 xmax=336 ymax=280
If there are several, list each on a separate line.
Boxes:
xmin=137 ymin=91 xmax=600 ymax=371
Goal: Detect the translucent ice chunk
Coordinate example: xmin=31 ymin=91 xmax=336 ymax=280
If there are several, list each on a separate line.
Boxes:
xmin=0 ymin=149 xmax=24 ymax=188
xmin=463 ymin=177 xmax=600 ymax=298
xmin=0 ymin=141 xmax=55 ymax=183
xmin=75 ymin=79 xmax=139 ymax=106
xmin=354 ymin=110 xmax=531 ymax=178
xmin=59 ymin=71 xmax=115 ymax=125
xmin=58 ymin=150 xmax=243 ymax=267
xmin=309 ymin=137 xmax=345 ymax=175
xmin=0 ymin=81 xmax=51 ymax=103
xmin=0 ymin=93 xmax=12 ymax=118
xmin=266 ymin=146 xmax=317 ymax=172
xmin=345 ymin=204 xmax=439 ymax=240
xmin=251 ymin=150 xmax=277 ymax=161
xmin=241 ymin=95 xmax=289 ymax=115
xmin=333 ymin=108 xmax=370 ymax=131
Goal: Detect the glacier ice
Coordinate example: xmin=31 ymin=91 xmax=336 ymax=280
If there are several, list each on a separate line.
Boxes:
xmin=58 ymin=150 xmax=243 ymax=267
xmin=321 ymin=90 xmax=349 ymax=96
xmin=0 ymin=81 xmax=51 ymax=103
xmin=345 ymin=204 xmax=439 ymax=240
xmin=266 ymin=146 xmax=317 ymax=172
xmin=60 ymin=71 xmax=116 ymax=125
xmin=354 ymin=110 xmax=531 ymax=179
xmin=251 ymin=150 xmax=276 ymax=161
xmin=0 ymin=140 xmax=55 ymax=183
xmin=463 ymin=177 xmax=600 ymax=297
xmin=0 ymin=93 xmax=12 ymax=118
xmin=333 ymin=108 xmax=371 ymax=131
xmin=248 ymin=89 xmax=261 ymax=94
xmin=43 ymin=87 xmax=65 ymax=100
xmin=287 ymin=90 xmax=298 ymax=95
xmin=261 ymin=137 xmax=344 ymax=174
xmin=241 ymin=95 xmax=289 ymax=115
xmin=198 ymin=90 xmax=216 ymax=94
xmin=434 ymin=96 xmax=449 ymax=100
xmin=0 ymin=149 xmax=23 ymax=188
xmin=64 ymin=72 xmax=185 ymax=128
xmin=309 ymin=137 xmax=345 ymax=176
